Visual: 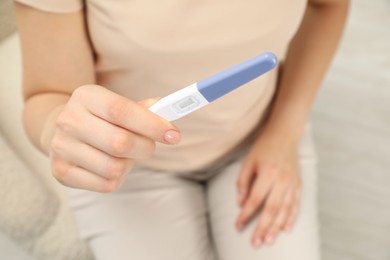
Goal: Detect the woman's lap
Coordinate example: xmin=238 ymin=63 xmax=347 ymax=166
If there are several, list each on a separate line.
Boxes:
xmin=67 ymin=168 xmax=216 ymax=260
xmin=66 ymin=125 xmax=320 ymax=260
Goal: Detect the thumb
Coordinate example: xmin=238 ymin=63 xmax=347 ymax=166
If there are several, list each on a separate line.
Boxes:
xmin=137 ymin=97 xmax=161 ymax=108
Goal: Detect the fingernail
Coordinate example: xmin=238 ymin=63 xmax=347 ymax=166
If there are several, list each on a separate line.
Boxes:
xmin=253 ymin=237 xmax=262 ymax=248
xmin=236 ymin=194 xmax=244 ymax=204
xmin=236 ymin=222 xmax=243 ymax=231
xmin=164 ymin=130 xmax=181 ymax=144
xmin=265 ymin=234 xmax=274 ymax=245
xmin=284 ymin=224 xmax=292 ymax=232
xmin=139 ymin=97 xmax=161 ymax=107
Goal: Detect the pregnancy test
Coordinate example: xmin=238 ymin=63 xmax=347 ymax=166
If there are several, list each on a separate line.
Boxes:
xmin=148 ymin=52 xmax=278 ymax=121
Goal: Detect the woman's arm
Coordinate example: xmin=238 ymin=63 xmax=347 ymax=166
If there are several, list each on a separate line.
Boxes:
xmin=15 ymin=3 xmax=95 ymax=153
xmin=263 ymin=0 xmax=350 ymax=143
xmin=235 ymin=0 xmax=349 ymax=248
xmin=15 ymin=4 xmax=180 ymax=193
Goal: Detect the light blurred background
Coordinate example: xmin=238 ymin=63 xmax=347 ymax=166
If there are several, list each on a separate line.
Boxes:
xmin=311 ymin=1 xmax=390 ymax=259
xmin=0 ymin=0 xmax=389 ymax=259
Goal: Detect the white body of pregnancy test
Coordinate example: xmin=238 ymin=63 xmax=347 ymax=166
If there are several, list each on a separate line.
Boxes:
xmin=148 ymin=52 xmax=278 ymax=121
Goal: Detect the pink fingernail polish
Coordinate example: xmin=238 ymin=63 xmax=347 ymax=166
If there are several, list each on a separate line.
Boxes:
xmin=284 ymin=224 xmax=292 ymax=232
xmin=253 ymin=237 xmax=262 ymax=248
xmin=236 ymin=222 xmax=243 ymax=231
xmin=164 ymin=130 xmax=181 ymax=144
xmin=237 ymin=194 xmax=244 ymax=204
xmin=265 ymin=234 xmax=274 ymax=245
xmin=236 ymin=195 xmax=241 ymax=205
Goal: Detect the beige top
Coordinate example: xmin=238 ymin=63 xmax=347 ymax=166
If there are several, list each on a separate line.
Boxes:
xmin=16 ymin=0 xmax=307 ymax=172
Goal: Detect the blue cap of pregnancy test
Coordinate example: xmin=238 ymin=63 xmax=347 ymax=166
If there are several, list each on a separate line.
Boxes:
xmin=196 ymin=52 xmax=278 ymax=102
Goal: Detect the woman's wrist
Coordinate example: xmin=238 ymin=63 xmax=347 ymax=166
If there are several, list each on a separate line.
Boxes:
xmin=257 ymin=117 xmax=306 ymax=148
xmin=39 ymin=105 xmax=65 ymax=156
xmin=23 ymin=92 xmax=70 ymax=156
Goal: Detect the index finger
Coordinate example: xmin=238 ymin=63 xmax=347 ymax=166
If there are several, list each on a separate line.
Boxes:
xmin=73 ymin=85 xmax=180 ymax=144
xmin=236 ymin=171 xmax=274 ymax=230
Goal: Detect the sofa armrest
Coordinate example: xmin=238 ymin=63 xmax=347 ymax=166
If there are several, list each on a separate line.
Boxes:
xmin=0 ymin=31 xmax=93 ymax=260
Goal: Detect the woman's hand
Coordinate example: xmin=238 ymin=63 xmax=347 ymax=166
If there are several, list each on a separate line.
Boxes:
xmin=235 ymin=131 xmax=301 ymax=248
xmin=47 ymin=84 xmax=181 ymax=193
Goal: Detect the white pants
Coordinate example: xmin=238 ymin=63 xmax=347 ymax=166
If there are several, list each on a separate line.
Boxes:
xmin=66 ymin=125 xmax=320 ymax=260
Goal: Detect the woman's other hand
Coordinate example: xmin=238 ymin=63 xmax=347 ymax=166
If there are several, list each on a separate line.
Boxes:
xmin=48 ymin=84 xmax=180 ymax=193
xmin=235 ymin=132 xmax=301 ymax=248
